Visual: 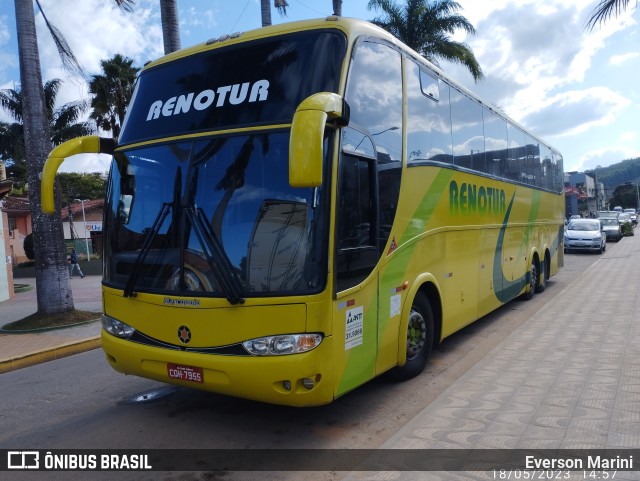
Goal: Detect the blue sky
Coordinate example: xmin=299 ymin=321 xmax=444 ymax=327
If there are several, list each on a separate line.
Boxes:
xmin=0 ymin=0 xmax=639 ymax=174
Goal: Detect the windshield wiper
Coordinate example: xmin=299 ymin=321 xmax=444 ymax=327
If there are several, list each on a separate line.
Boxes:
xmin=185 ymin=206 xmax=245 ymax=305
xmin=123 ymin=202 xmax=172 ymax=298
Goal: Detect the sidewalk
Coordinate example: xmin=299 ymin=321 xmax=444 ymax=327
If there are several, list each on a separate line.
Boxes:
xmin=0 ymin=275 xmax=103 ymax=373
xmin=346 ymin=232 xmax=640 ymax=480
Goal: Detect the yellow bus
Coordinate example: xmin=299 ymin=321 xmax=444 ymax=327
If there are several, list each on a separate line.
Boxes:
xmin=42 ymin=17 xmax=564 ymax=406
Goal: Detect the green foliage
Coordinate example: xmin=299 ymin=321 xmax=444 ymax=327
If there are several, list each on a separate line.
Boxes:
xmin=57 ymin=172 xmax=107 ymax=200
xmin=0 ymin=79 xmax=94 ymax=189
xmin=367 ymin=0 xmax=483 ymax=81
xmin=587 ymin=157 xmax=640 ymax=208
xmin=23 ymin=233 xmax=34 ymax=260
xmin=621 ymin=221 xmax=634 ymax=236
xmin=89 ymin=54 xmax=139 ymax=140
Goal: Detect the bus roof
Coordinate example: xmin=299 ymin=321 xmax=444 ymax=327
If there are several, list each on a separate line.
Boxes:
xmin=138 ymin=16 xmax=561 ymax=158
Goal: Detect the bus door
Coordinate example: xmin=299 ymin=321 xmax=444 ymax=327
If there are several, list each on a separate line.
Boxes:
xmin=333 ymin=146 xmax=380 ymax=397
xmin=332 ymin=39 xmax=404 ymax=396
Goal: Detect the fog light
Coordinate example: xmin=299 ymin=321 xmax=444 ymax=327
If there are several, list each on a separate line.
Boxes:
xmin=283 ymin=380 xmax=291 ymax=391
xmin=302 ymin=378 xmax=315 ymax=389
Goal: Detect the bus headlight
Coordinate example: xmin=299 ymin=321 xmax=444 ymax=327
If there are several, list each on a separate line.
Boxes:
xmin=102 ymin=314 xmax=136 ymax=339
xmin=242 ymin=333 xmax=323 ymax=356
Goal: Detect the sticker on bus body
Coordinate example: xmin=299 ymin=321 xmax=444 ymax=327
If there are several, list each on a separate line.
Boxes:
xmin=345 ymin=306 xmax=363 ymax=350
xmin=390 ymin=294 xmax=402 ymax=318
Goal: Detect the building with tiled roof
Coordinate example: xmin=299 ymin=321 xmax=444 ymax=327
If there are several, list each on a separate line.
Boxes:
xmin=1 ymin=195 xmax=104 ymax=266
xmin=1 ymin=195 xmax=32 ymax=266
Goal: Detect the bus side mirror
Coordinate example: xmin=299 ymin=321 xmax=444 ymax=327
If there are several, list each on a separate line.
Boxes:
xmin=289 ymin=92 xmax=349 ymax=188
xmin=41 ymin=136 xmax=115 ymax=213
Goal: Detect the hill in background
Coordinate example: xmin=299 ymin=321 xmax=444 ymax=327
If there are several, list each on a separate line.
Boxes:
xmin=585 ymin=157 xmax=640 ymax=195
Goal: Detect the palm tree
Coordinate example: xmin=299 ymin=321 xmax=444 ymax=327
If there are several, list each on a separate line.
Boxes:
xmin=160 ymin=0 xmax=181 ymax=54
xmin=367 ymin=0 xmax=483 ymax=82
xmin=0 ymin=79 xmax=93 ymax=188
xmin=14 ymin=0 xmax=75 ymax=313
xmin=261 ymin=0 xmax=289 ymax=27
xmin=585 ymin=0 xmax=633 ymax=31
xmin=13 ymin=0 xmax=133 ymax=315
xmin=88 ymin=54 xmax=139 ymax=140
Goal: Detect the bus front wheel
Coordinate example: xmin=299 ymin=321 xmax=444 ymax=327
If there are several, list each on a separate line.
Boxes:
xmin=393 ymin=292 xmax=434 ymax=381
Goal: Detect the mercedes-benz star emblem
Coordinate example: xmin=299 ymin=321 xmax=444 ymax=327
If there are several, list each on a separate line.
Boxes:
xmin=177 ymin=325 xmax=192 ymax=344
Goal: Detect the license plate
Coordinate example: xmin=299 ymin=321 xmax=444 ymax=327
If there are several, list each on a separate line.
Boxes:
xmin=167 ymin=363 xmax=204 ymax=383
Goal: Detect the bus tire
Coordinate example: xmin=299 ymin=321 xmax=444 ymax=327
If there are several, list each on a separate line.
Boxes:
xmin=535 ymin=257 xmax=546 ymax=293
xmin=392 ymin=292 xmax=434 ymax=381
xmin=522 ymin=260 xmax=537 ymax=300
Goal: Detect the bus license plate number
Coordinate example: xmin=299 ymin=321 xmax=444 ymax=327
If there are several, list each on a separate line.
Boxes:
xmin=167 ymin=363 xmax=203 ymax=383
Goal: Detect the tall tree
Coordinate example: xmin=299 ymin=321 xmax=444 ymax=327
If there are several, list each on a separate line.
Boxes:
xmin=585 ymin=0 xmax=633 ymax=31
xmin=261 ymin=0 xmax=289 ymax=27
xmin=333 ymin=0 xmax=343 ymax=16
xmin=367 ymin=0 xmax=483 ymax=82
xmin=160 ymin=0 xmax=181 ymax=54
xmin=14 ymin=0 xmax=74 ymax=313
xmin=13 ymin=0 xmax=133 ymax=315
xmin=0 ymin=79 xmax=94 ymax=188
xmin=88 ymin=54 xmax=139 ymax=140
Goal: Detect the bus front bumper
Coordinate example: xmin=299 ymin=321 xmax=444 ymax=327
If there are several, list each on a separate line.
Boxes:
xmin=101 ymin=331 xmax=334 ymax=407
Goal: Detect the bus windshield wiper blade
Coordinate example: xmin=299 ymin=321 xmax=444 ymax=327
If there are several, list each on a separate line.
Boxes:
xmin=123 ymin=203 xmax=172 ymax=298
xmin=185 ymin=206 xmax=245 ymax=305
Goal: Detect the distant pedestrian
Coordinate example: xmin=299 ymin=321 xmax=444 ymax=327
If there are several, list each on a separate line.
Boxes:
xmin=69 ymin=249 xmax=85 ymax=278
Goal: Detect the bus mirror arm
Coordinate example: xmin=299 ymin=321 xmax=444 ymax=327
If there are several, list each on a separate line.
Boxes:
xmin=289 ymin=93 xmax=349 ymax=188
xmin=41 ymin=136 xmax=115 ymax=214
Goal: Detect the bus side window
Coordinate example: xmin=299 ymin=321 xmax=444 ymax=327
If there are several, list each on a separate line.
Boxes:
xmin=483 ymin=108 xmax=508 ymax=178
xmin=336 ymin=40 xmax=403 ymax=292
xmin=407 ymin=61 xmax=453 ymax=164
xmin=450 ymin=87 xmax=484 ymax=171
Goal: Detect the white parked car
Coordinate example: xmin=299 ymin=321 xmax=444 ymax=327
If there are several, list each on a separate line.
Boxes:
xmin=564 ymin=218 xmax=606 ymax=254
xmin=623 ymin=208 xmax=637 ymax=225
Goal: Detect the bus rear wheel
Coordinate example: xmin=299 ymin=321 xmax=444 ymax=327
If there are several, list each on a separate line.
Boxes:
xmin=535 ymin=255 xmax=547 ymax=293
xmin=523 ymin=260 xmax=538 ymax=300
xmin=392 ymin=292 xmax=434 ymax=381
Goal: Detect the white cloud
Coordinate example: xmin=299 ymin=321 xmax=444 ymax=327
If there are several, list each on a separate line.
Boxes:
xmin=620 ymin=131 xmax=637 ymax=142
xmin=0 ymin=15 xmax=10 ymax=45
xmin=521 ymin=87 xmax=631 ymax=137
xmin=0 ymin=16 xmax=17 ymax=83
xmin=572 ymin=146 xmax=640 ymax=172
xmin=36 ymin=0 xmax=164 ymax=79
xmin=610 ymin=52 xmax=640 ymax=65
xmin=57 ymin=153 xmax=112 ymax=175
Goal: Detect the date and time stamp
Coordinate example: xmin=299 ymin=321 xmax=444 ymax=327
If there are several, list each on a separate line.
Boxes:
xmin=488 ymin=454 xmax=634 ymax=480
xmin=491 ymin=469 xmax=619 ymax=479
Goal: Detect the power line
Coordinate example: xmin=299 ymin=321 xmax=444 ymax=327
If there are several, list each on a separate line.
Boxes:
xmin=229 ymin=0 xmax=252 ymax=34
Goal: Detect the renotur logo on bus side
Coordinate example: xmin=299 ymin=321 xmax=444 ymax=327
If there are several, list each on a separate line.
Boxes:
xmin=146 ymin=79 xmax=270 ymax=121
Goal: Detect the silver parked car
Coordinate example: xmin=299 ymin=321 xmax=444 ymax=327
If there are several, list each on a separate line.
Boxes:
xmin=600 ymin=217 xmax=623 ymax=242
xmin=564 ymin=218 xmax=606 ymax=253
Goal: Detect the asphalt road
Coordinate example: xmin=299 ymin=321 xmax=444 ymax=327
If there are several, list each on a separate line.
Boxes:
xmin=0 ymin=248 xmax=605 ymax=481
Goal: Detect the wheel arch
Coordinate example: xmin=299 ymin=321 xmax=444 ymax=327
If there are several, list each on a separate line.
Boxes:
xmin=396 ymin=274 xmax=443 ymax=367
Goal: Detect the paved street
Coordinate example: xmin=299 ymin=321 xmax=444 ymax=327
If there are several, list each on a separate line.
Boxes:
xmin=1 ymin=233 xmax=640 ymax=480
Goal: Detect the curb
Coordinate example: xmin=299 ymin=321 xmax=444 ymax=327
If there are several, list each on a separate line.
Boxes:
xmin=0 ymin=338 xmax=102 ymax=374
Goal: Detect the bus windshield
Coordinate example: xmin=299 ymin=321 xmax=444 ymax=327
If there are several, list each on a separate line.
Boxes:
xmin=104 ymin=131 xmax=330 ymax=299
